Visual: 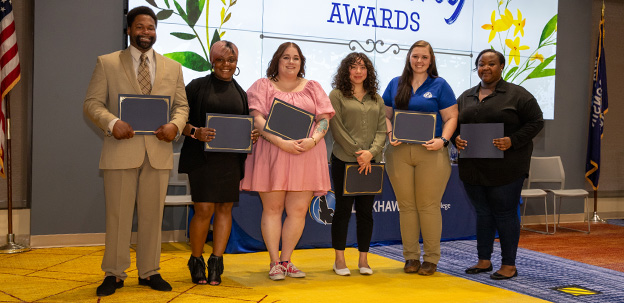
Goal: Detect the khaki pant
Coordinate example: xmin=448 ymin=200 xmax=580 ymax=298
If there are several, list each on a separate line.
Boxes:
xmin=385 ymin=143 xmax=451 ymax=264
xmin=101 ymin=153 xmax=169 ymax=280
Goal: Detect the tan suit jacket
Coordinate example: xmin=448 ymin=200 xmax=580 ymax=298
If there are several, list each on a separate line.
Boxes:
xmin=84 ymin=48 xmax=189 ymax=169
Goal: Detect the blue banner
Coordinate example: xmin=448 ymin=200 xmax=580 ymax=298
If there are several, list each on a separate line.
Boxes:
xmin=585 ymin=10 xmax=608 ymax=190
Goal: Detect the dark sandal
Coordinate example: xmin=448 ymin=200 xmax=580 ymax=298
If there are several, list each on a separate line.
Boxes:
xmin=188 ymin=255 xmax=207 ymax=284
xmin=207 ymin=254 xmax=224 ymax=286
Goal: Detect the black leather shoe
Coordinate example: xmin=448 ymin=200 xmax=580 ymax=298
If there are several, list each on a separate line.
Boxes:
xmin=96 ymin=276 xmax=124 ymax=296
xmin=138 ymin=274 xmax=172 ymax=291
xmin=188 ymin=255 xmax=207 ymax=284
xmin=207 ymin=254 xmax=224 ymax=286
xmin=465 ymin=264 xmax=493 ymax=274
xmin=490 ymin=270 xmax=518 ymax=280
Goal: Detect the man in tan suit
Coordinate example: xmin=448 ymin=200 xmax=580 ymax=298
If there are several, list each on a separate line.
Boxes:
xmin=84 ymin=6 xmax=189 ymax=296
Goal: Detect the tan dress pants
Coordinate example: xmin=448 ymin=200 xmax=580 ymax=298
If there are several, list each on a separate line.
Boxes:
xmin=385 ymin=143 xmax=451 ymax=264
xmin=101 ymin=153 xmax=169 ymax=279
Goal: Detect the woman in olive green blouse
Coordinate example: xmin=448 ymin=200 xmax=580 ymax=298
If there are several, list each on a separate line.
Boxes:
xmin=329 ymin=52 xmax=386 ymax=276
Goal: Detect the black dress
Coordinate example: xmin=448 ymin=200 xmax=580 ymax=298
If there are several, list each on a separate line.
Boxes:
xmin=178 ymin=74 xmax=249 ymax=202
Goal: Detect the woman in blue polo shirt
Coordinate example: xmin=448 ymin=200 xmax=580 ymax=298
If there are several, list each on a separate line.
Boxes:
xmin=382 ymin=40 xmax=458 ymax=276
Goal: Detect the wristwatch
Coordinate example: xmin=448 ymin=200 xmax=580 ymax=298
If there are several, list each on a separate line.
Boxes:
xmin=189 ymin=127 xmax=198 ymax=139
xmin=440 ymin=137 xmax=450 ymax=147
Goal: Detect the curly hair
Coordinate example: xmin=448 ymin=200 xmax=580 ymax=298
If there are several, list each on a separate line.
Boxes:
xmin=266 ymin=42 xmax=306 ymax=81
xmin=395 ymin=40 xmax=438 ymax=110
xmin=127 ymin=6 xmax=157 ymax=28
xmin=331 ymin=52 xmax=379 ymax=99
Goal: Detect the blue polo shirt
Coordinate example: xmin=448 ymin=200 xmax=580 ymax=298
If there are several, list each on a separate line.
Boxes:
xmin=382 ymin=76 xmax=456 ymax=137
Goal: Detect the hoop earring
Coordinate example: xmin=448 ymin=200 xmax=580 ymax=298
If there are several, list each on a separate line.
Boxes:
xmin=234 ymin=67 xmax=240 ymax=76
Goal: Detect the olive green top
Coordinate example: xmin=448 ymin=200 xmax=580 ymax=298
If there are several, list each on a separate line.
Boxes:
xmin=329 ymin=89 xmax=387 ymax=163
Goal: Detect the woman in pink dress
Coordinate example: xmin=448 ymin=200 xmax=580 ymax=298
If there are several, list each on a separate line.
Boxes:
xmin=241 ymin=42 xmax=335 ymax=281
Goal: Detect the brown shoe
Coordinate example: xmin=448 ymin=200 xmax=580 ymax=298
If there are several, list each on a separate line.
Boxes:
xmin=404 ymin=259 xmax=420 ymax=273
xmin=417 ymin=261 xmax=437 ymax=276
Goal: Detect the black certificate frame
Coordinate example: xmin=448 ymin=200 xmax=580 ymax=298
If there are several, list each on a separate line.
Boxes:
xmin=392 ymin=110 xmax=437 ymax=144
xmin=343 ymin=163 xmax=385 ymax=196
xmin=264 ymin=98 xmax=315 ymax=140
xmin=118 ymin=94 xmax=170 ymax=135
xmin=204 ymin=113 xmax=254 ymax=153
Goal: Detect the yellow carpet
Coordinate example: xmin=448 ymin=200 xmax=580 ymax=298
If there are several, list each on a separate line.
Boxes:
xmin=0 ymin=243 xmax=547 ymax=302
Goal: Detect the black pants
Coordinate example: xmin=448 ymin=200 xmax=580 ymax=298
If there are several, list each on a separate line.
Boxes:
xmin=330 ymin=154 xmax=375 ymax=252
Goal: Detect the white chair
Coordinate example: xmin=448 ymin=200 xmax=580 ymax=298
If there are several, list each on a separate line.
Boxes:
xmin=164 ymin=153 xmax=193 ymax=240
xmin=527 ymin=156 xmax=590 ymax=234
xmin=521 ymin=157 xmax=550 ymax=234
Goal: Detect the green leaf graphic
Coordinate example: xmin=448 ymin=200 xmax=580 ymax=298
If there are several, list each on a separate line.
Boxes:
xmin=224 ymin=12 xmax=231 ymax=24
xmin=164 ymin=0 xmax=170 ymax=9
xmin=164 ymin=52 xmax=211 ymax=71
xmin=171 ymin=32 xmax=196 ymax=40
xmin=527 ymin=54 xmax=556 ymax=79
xmin=211 ymin=29 xmax=221 ymax=47
xmin=173 ymin=0 xmax=188 ymax=24
xmin=145 ymin=0 xmax=158 ymax=8
xmin=221 ymin=0 xmax=226 ymax=5
xmin=186 ymin=0 xmax=201 ymax=27
xmin=539 ymin=15 xmax=557 ymax=47
xmin=156 ymin=9 xmax=174 ymax=20
xmin=504 ymin=66 xmax=518 ymax=81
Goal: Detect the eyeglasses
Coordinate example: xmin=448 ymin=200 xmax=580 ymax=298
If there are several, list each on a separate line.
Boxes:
xmin=213 ymin=58 xmax=237 ymax=65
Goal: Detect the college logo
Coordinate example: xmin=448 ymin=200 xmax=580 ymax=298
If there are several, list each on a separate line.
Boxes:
xmin=309 ymin=191 xmax=336 ymax=225
xmin=423 ymin=92 xmax=433 ymax=98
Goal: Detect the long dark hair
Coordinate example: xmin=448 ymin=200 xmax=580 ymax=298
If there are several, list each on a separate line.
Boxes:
xmin=331 ymin=52 xmax=379 ymax=98
xmin=395 ymin=40 xmax=438 ymax=109
xmin=266 ymin=42 xmax=306 ymax=81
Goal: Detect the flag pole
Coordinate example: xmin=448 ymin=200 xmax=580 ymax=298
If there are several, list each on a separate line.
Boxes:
xmin=0 ymin=93 xmax=30 ymax=253
xmin=589 ymin=1 xmax=607 ymax=224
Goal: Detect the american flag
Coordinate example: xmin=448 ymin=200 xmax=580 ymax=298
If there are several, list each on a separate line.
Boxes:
xmin=0 ymin=0 xmax=20 ymax=178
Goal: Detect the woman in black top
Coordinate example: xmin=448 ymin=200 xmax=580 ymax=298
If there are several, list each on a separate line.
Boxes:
xmin=179 ymin=40 xmax=256 ymax=285
xmin=454 ymin=49 xmax=543 ymax=280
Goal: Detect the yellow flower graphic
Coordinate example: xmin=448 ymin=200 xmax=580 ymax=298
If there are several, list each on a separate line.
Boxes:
xmin=513 ymin=9 xmax=526 ymax=37
xmin=530 ymin=53 xmax=545 ymax=63
xmin=481 ymin=11 xmax=498 ymax=43
xmin=498 ymin=8 xmax=514 ymax=31
xmin=505 ymin=37 xmax=530 ymax=65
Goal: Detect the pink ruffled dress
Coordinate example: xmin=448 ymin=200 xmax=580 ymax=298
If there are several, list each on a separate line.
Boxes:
xmin=241 ymin=78 xmax=335 ymax=196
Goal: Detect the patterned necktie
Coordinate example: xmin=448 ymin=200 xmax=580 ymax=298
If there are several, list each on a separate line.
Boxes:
xmin=138 ymin=53 xmax=152 ymax=95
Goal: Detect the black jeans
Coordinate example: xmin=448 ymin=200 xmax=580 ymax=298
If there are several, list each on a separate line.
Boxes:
xmin=462 ymin=176 xmax=525 ymax=266
xmin=330 ymin=154 xmax=375 ymax=252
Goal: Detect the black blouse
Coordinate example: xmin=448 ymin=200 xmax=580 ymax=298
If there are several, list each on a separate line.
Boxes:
xmin=453 ymin=80 xmax=544 ymax=186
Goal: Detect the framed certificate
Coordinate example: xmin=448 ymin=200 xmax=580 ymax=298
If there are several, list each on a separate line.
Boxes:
xmin=204 ymin=113 xmax=253 ymax=153
xmin=392 ymin=110 xmax=436 ymax=143
xmin=343 ymin=163 xmax=384 ymax=196
xmin=118 ymin=94 xmax=170 ymax=135
xmin=264 ymin=98 xmax=315 ymax=140
xmin=459 ymin=123 xmax=504 ymax=158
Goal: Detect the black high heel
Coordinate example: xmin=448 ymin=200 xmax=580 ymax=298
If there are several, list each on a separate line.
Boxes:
xmin=207 ymin=254 xmax=224 ymax=286
xmin=187 ymin=255 xmax=207 ymax=284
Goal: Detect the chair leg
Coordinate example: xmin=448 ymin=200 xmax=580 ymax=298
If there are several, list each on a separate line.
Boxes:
xmin=521 ymin=196 xmax=551 ymax=235
xmin=555 ymin=196 xmax=591 ymax=234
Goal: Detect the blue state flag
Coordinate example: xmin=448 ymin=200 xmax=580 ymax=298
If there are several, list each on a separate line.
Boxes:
xmin=585 ymin=12 xmax=608 ymax=190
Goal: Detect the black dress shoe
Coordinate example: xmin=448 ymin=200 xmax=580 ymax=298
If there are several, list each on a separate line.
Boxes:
xmin=465 ymin=264 xmax=493 ymax=274
xmin=490 ymin=270 xmax=518 ymax=280
xmin=138 ymin=274 xmax=172 ymax=291
xmin=96 ymin=276 xmax=124 ymax=296
xmin=207 ymin=254 xmax=224 ymax=286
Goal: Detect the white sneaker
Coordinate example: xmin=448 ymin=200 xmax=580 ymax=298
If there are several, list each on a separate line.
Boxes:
xmin=333 ymin=263 xmax=351 ymax=276
xmin=269 ymin=262 xmax=286 ymax=281
xmin=284 ymin=261 xmax=306 ymax=278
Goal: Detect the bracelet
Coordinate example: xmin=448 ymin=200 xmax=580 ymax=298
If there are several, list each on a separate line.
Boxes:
xmin=261 ymin=134 xmax=272 ymax=144
xmin=387 ymin=130 xmax=393 ymax=135
xmin=311 ymin=136 xmax=317 ymax=146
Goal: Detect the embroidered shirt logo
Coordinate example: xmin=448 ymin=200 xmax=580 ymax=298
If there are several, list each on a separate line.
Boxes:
xmin=423 ymin=92 xmax=433 ymax=98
